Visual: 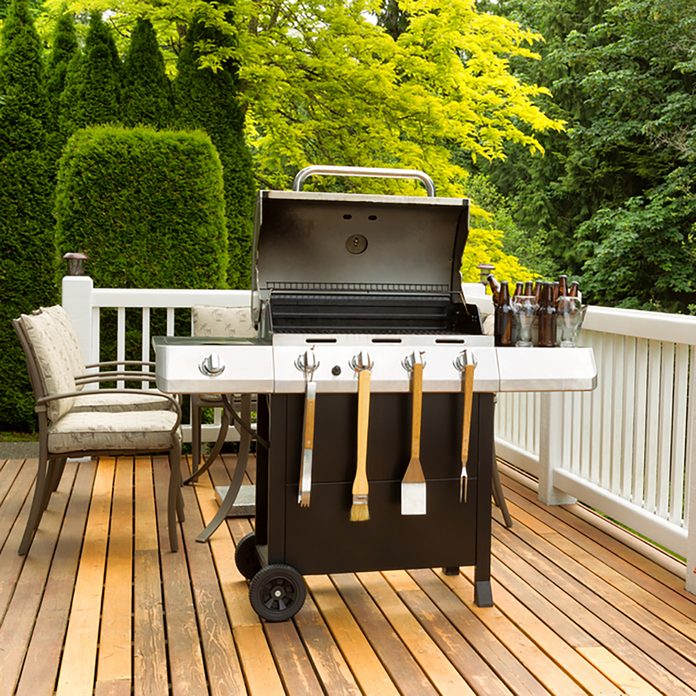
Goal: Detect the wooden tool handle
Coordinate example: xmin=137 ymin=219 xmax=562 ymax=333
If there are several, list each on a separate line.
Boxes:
xmin=303 ymin=383 xmax=316 ymax=450
xmin=354 ymin=369 xmax=371 ymax=495
xmin=410 ymin=363 xmax=423 ymax=459
xmin=461 ymin=364 xmax=475 ymax=461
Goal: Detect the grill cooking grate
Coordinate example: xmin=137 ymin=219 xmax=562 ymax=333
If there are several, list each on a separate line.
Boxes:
xmin=267 ymin=281 xmax=449 ymax=293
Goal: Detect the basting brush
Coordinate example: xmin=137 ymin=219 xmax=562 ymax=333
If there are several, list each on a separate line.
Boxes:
xmin=350 ymin=363 xmax=372 ymax=522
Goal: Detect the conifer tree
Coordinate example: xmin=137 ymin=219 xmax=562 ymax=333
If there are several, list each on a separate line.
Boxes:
xmin=45 ymin=10 xmax=78 ymax=132
xmin=122 ymin=18 xmax=173 ymax=129
xmin=0 ymin=0 xmax=46 ymax=157
xmin=174 ymin=5 xmax=255 ymax=289
xmin=0 ymin=0 xmax=55 ymax=429
xmin=59 ymin=12 xmax=121 ymax=136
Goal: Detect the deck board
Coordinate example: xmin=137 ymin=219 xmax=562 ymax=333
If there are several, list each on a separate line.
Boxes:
xmin=0 ymin=453 xmax=694 ymax=695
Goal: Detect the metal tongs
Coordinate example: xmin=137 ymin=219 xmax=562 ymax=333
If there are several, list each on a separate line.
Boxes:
xmin=295 ymin=348 xmax=319 ymax=507
xmin=454 ymin=350 xmax=477 ymax=503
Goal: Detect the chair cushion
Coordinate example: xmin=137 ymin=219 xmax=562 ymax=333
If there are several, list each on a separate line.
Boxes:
xmin=39 ymin=305 xmax=85 ymax=381
xmin=20 ymin=312 xmax=77 ymax=422
xmin=191 ymin=305 xmax=257 ymax=338
xmin=71 ymin=390 xmax=174 ymax=413
xmin=48 ymin=410 xmax=179 ymax=453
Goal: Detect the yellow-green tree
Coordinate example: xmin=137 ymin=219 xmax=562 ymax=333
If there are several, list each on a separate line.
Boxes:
xmin=44 ymin=0 xmax=561 ymax=277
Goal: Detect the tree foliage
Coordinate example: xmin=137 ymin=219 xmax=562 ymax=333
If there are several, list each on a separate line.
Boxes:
xmin=174 ymin=3 xmax=256 ymax=289
xmin=0 ymin=0 xmax=46 ymax=156
xmin=59 ymin=11 xmax=121 ymax=135
xmin=122 ymin=17 xmax=173 ymax=128
xmin=45 ymin=9 xmax=77 ymax=132
xmin=483 ymin=0 xmax=696 ymax=310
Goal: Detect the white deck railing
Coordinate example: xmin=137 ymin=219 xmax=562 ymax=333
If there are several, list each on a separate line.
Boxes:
xmin=61 ymin=275 xmax=695 ymax=592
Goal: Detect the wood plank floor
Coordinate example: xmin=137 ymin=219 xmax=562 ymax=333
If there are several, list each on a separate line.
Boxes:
xmin=0 ymin=453 xmax=694 ymax=695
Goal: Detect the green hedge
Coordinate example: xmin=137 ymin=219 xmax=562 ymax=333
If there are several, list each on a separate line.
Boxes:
xmin=54 ymin=125 xmax=228 ymax=289
xmin=0 ymin=151 xmax=57 ymax=430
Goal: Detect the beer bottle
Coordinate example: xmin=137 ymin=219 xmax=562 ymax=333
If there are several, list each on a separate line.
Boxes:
xmin=533 ymin=281 xmax=542 ymax=304
xmin=569 ymin=281 xmax=580 ymax=298
xmin=552 ymin=281 xmax=560 ymax=304
xmin=524 ymin=280 xmax=534 ymax=297
xmin=487 ymin=274 xmax=501 ymax=306
xmin=513 ymin=281 xmax=524 ymax=300
xmin=495 ymin=281 xmax=514 ymax=347
xmin=536 ymin=283 xmax=557 ymax=347
xmin=558 ymin=274 xmax=569 ymax=298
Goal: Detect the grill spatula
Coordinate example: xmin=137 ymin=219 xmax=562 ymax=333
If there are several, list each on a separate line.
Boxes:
xmin=401 ymin=353 xmax=426 ymax=515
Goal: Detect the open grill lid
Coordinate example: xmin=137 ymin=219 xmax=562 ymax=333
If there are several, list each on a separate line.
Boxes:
xmin=250 ymin=166 xmax=474 ymax=335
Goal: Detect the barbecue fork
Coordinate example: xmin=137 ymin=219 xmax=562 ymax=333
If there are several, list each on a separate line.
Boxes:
xmin=295 ymin=348 xmax=319 ymax=507
xmin=454 ymin=350 xmax=477 ymax=503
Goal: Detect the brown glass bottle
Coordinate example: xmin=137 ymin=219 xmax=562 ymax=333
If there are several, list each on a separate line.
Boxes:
xmin=513 ymin=281 xmax=524 ymax=300
xmin=524 ymin=281 xmax=534 ymax=296
xmin=533 ymin=281 xmax=542 ymax=304
xmin=569 ymin=280 xmax=580 ymax=298
xmin=495 ymin=281 xmax=514 ymax=346
xmin=487 ymin=274 xmax=501 ymax=306
xmin=536 ymin=282 xmax=557 ymax=347
xmin=558 ymin=274 xmax=569 ymax=297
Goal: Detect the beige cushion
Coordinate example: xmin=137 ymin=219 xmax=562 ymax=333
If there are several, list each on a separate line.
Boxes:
xmin=39 ymin=305 xmax=85 ymax=380
xmin=192 ymin=305 xmax=257 ymax=338
xmin=20 ymin=312 xmax=77 ymax=422
xmin=48 ymin=410 xmax=179 ymax=453
xmin=71 ymin=391 xmax=173 ymax=413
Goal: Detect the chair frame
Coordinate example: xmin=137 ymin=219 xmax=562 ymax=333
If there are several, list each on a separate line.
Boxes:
xmin=13 ymin=317 xmax=185 ymax=555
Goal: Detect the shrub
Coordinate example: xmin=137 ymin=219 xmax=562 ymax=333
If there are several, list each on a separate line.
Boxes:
xmin=0 ymin=151 xmax=57 ymax=429
xmin=54 ymin=125 xmax=228 ymax=289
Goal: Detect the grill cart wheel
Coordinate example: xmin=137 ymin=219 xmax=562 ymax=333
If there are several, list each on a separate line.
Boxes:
xmin=235 ymin=532 xmax=262 ymax=580
xmin=249 ymin=564 xmax=306 ymax=622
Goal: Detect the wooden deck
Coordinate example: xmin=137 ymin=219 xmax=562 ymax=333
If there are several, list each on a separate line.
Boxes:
xmin=0 ymin=453 xmax=694 ymax=696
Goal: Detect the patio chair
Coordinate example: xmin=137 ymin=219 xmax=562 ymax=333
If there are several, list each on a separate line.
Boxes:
xmin=39 ymin=305 xmax=173 ymax=412
xmin=13 ymin=310 xmax=184 ymax=556
xmin=188 ymin=305 xmax=257 ymax=481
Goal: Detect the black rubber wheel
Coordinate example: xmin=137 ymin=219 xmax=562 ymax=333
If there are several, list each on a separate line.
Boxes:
xmin=249 ymin=564 xmax=306 ymax=622
xmin=235 ymin=532 xmax=261 ymax=580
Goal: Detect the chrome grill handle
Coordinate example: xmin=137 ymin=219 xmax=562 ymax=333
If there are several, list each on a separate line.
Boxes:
xmin=292 ymin=165 xmax=436 ymax=197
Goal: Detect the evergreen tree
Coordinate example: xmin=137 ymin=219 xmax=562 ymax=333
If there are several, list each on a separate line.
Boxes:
xmin=45 ymin=10 xmax=78 ymax=133
xmin=174 ymin=4 xmax=255 ymax=289
xmin=0 ymin=0 xmax=46 ymax=157
xmin=0 ymin=0 xmax=56 ymax=429
xmin=122 ymin=18 xmax=173 ymax=129
xmin=59 ymin=12 xmax=121 ymax=136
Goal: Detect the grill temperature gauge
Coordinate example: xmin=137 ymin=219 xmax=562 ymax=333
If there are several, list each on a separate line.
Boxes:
xmin=199 ymin=352 xmax=226 ymax=377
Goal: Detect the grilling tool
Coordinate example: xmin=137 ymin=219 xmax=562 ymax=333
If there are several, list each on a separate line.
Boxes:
xmin=295 ymin=349 xmax=319 ymax=507
xmin=454 ymin=350 xmax=477 ymax=503
xmin=350 ymin=351 xmax=373 ymax=522
xmin=401 ymin=351 xmax=427 ymax=515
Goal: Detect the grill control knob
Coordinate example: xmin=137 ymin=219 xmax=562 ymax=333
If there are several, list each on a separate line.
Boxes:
xmin=199 ymin=352 xmax=225 ymax=377
xmin=331 ymin=365 xmax=342 ymax=376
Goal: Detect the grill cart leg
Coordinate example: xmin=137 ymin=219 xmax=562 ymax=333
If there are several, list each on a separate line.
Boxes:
xmin=442 ymin=567 xmax=460 ymax=576
xmin=475 ymin=581 xmax=493 ymax=607
xmin=249 ymin=564 xmax=307 ymax=622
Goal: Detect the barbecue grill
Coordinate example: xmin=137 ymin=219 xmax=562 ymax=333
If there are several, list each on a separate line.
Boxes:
xmin=154 ymin=166 xmax=597 ymax=622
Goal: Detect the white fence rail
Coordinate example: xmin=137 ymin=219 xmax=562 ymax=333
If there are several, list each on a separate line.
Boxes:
xmin=62 ymin=276 xmax=695 ymax=591
xmin=62 ymin=275 xmax=251 ymax=445
xmin=496 ymin=305 xmax=696 ymax=592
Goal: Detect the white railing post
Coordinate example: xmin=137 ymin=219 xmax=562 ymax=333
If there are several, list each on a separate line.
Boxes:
xmin=685 ymin=346 xmax=696 ymax=593
xmin=538 ymin=392 xmax=576 ymax=505
xmin=61 ymin=275 xmax=94 ymax=365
